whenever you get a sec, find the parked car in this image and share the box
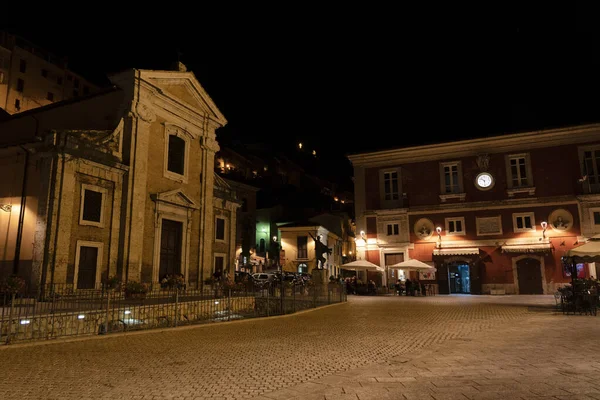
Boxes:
[251,273,276,288]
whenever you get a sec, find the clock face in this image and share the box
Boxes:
[476,172,494,190]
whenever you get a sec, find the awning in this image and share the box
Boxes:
[340,260,385,272]
[433,247,479,256]
[566,236,600,262]
[501,243,553,254]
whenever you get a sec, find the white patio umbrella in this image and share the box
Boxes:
[566,234,600,263]
[390,259,436,271]
[340,259,385,272]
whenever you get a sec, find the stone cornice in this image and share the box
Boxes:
[348,124,600,167]
[406,195,578,215]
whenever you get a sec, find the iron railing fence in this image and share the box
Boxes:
[0,281,346,345]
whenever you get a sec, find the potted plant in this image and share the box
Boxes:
[161,273,186,290]
[102,275,121,290]
[124,281,149,299]
[0,275,26,295]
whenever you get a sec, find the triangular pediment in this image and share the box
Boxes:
[140,70,227,127]
[151,189,199,209]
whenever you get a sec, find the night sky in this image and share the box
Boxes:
[3,6,600,188]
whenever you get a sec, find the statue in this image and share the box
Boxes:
[418,225,431,238]
[309,232,332,269]
[554,216,568,230]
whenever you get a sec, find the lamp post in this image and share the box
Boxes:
[541,221,548,239]
[272,235,280,272]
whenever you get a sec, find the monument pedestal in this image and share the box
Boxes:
[311,268,329,296]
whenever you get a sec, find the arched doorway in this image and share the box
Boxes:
[515,257,544,294]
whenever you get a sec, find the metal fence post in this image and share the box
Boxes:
[5,293,15,344]
[105,289,111,334]
[280,282,284,315]
[174,288,179,327]
[228,289,231,321]
[266,285,270,317]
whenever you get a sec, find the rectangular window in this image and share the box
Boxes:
[47,92,54,101]
[215,218,225,241]
[513,212,536,232]
[57,76,63,85]
[80,186,104,226]
[383,171,399,201]
[41,69,48,78]
[582,147,600,193]
[16,78,24,92]
[594,211,600,225]
[297,236,308,259]
[508,155,529,187]
[445,217,465,235]
[440,162,462,193]
[14,99,20,110]
[386,223,399,236]
[167,135,186,175]
[19,59,26,73]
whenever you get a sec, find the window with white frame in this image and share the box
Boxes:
[383,170,399,201]
[507,154,532,188]
[513,212,535,232]
[163,125,190,183]
[445,217,465,235]
[580,146,600,193]
[215,217,226,241]
[79,184,106,227]
[440,161,462,194]
[386,223,400,236]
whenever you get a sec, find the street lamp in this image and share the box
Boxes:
[541,221,548,239]
[272,235,281,272]
[436,227,442,241]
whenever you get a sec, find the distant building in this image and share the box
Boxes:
[350,124,600,295]
[277,213,356,277]
[0,31,100,114]
[0,66,235,290]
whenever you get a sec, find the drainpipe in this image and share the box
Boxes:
[13,145,30,275]
[13,114,39,275]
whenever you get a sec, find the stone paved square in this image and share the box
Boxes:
[1,295,598,400]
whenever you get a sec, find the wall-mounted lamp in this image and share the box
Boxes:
[436,227,442,241]
[541,221,548,239]
[272,236,278,242]
[0,204,12,212]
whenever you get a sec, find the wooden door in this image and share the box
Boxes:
[77,246,98,289]
[159,219,183,280]
[469,262,482,294]
[516,258,543,294]
[436,262,449,294]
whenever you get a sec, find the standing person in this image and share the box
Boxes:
[405,278,412,296]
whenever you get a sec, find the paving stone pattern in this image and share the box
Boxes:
[1,295,597,400]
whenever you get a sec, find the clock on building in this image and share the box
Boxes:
[475,172,494,190]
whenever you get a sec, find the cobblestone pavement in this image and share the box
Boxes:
[2,295,595,400]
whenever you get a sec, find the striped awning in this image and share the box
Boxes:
[433,247,479,256]
[501,243,553,253]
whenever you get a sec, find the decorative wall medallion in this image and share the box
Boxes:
[414,218,434,240]
[548,208,573,231]
[476,153,490,171]
[136,103,156,123]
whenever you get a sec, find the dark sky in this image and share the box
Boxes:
[3,5,600,187]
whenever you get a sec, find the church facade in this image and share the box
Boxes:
[0,66,239,290]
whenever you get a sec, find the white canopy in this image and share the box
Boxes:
[390,259,436,271]
[340,259,385,272]
[566,235,600,262]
